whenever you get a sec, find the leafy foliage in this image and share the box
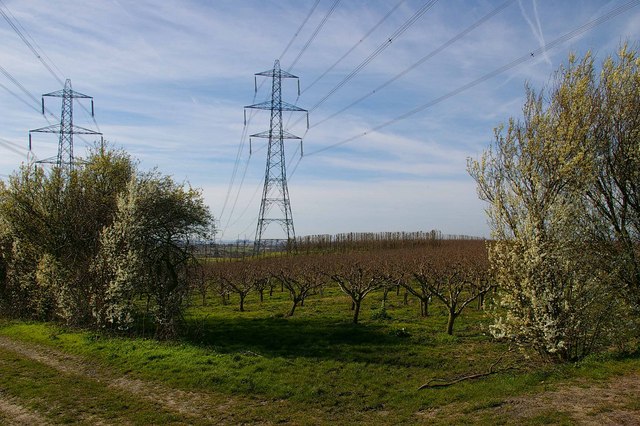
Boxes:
[0,145,212,338]
[468,44,640,361]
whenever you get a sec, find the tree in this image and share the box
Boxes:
[412,245,491,335]
[0,145,134,323]
[468,48,636,361]
[272,256,325,317]
[95,172,212,339]
[252,259,272,303]
[216,260,257,312]
[330,253,385,324]
[585,44,640,310]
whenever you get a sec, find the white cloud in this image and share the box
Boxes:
[1,0,638,239]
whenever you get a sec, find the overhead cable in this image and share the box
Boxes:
[295,0,439,123]
[279,0,322,62]
[311,0,516,129]
[302,0,407,94]
[287,0,342,73]
[304,0,640,156]
[0,1,65,85]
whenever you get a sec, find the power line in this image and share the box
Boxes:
[218,103,268,232]
[279,0,321,62]
[304,0,640,157]
[0,64,40,106]
[0,1,102,135]
[0,136,26,150]
[287,0,342,73]
[225,177,263,231]
[218,79,277,236]
[0,137,27,157]
[311,0,515,129]
[0,71,97,163]
[0,63,62,130]
[222,153,252,235]
[220,139,272,238]
[239,214,258,239]
[302,0,407,95]
[218,123,249,226]
[0,1,65,85]
[288,153,303,179]
[298,0,439,120]
[0,81,40,113]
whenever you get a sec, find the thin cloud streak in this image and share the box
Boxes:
[0,1,639,238]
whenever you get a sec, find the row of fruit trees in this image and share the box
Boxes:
[195,239,491,335]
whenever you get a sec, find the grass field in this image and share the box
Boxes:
[0,284,638,424]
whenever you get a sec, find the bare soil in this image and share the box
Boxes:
[0,393,50,426]
[0,335,638,424]
[488,374,640,425]
[0,335,297,424]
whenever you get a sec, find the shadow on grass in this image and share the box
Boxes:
[181,315,414,364]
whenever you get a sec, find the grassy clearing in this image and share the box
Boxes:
[0,347,185,425]
[0,285,638,424]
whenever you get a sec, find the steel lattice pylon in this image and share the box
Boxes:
[29,79,101,174]
[245,60,308,254]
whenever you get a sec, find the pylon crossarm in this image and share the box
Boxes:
[70,125,102,135]
[245,100,307,112]
[27,79,100,173]
[280,101,307,112]
[33,124,101,135]
[34,155,57,164]
[250,130,301,139]
[30,125,60,134]
[43,90,92,99]
[255,69,298,79]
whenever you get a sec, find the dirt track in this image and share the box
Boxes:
[488,373,640,425]
[0,335,638,424]
[0,335,279,423]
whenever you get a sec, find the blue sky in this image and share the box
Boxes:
[1,0,639,240]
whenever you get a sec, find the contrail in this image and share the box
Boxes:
[518,0,552,66]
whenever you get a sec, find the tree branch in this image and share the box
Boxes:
[417,351,516,390]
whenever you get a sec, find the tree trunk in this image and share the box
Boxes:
[239,294,245,312]
[353,300,362,324]
[447,310,457,335]
[259,289,264,303]
[288,301,298,317]
[383,287,390,307]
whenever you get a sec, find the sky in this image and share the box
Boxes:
[0,0,639,241]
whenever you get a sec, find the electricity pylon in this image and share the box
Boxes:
[29,78,102,173]
[245,60,308,254]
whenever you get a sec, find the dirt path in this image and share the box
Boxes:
[490,373,640,425]
[0,335,292,424]
[0,335,637,424]
[0,393,51,426]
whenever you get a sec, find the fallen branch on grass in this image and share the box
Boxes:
[418,351,517,390]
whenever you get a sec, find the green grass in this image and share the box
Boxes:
[0,348,185,425]
[0,285,638,424]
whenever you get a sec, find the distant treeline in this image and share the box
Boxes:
[194,230,485,258]
[295,230,484,253]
